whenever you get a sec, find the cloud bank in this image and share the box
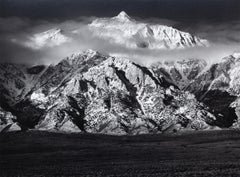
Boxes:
[0,16,240,66]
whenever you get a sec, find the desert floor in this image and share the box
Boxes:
[1,130,240,177]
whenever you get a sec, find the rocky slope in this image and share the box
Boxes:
[0,50,217,134]
[149,53,240,129]
[0,106,20,132]
[180,53,240,128]
[0,63,47,105]
[89,11,209,50]
[187,53,240,95]
[151,58,207,89]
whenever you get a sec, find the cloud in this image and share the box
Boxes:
[0,17,97,64]
[0,16,240,66]
[181,21,240,45]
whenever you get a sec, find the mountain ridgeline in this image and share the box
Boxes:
[1,49,240,134]
[151,53,240,129]
[89,11,209,50]
[0,49,218,134]
[24,11,210,50]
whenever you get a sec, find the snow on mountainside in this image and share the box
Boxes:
[150,53,240,129]
[185,53,240,128]
[89,11,209,50]
[187,53,240,96]
[30,54,216,134]
[151,59,208,89]
[0,63,46,105]
[24,28,71,50]
[2,51,240,133]
[0,50,217,134]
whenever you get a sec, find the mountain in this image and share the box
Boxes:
[89,11,209,50]
[24,28,71,49]
[185,53,240,128]
[0,50,217,134]
[151,58,208,89]
[149,53,240,129]
[187,53,240,96]
[2,50,240,134]
[0,63,46,105]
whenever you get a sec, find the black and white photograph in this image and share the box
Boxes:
[0,0,240,176]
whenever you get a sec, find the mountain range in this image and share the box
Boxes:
[152,52,240,128]
[1,12,239,134]
[89,11,209,50]
[1,48,240,134]
[22,11,209,50]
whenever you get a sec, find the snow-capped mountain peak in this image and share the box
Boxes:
[89,11,210,50]
[82,49,100,58]
[64,49,105,65]
[24,28,71,50]
[113,11,132,22]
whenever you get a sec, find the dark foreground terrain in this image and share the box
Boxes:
[1,130,240,177]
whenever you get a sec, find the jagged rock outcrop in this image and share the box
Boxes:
[151,58,207,89]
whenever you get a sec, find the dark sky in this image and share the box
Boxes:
[0,0,240,23]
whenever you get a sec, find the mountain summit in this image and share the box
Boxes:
[113,11,132,22]
[24,28,71,50]
[89,11,209,50]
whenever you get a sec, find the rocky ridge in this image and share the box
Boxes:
[151,58,208,89]
[0,50,217,134]
[184,53,240,127]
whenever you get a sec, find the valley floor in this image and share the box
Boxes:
[1,130,240,177]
